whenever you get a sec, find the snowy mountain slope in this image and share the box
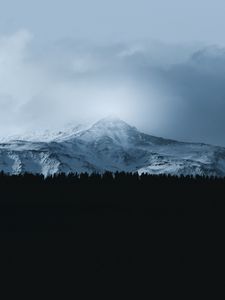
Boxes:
[0,123,87,143]
[0,116,225,177]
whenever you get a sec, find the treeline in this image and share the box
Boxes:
[0,170,224,184]
[0,171,224,208]
[0,171,224,298]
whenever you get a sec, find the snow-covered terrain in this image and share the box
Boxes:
[0,116,225,177]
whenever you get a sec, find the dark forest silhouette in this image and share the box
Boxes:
[0,171,224,209]
[0,172,224,298]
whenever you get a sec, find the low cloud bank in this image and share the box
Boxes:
[0,30,224,146]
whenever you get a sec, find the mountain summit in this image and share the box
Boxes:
[91,116,137,132]
[75,117,140,146]
[0,117,225,177]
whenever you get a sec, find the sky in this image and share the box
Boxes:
[0,0,225,146]
[1,0,225,44]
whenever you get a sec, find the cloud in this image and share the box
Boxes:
[0,30,225,146]
[153,46,225,145]
[0,30,49,134]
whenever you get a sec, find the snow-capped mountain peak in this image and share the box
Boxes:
[76,116,139,146]
[91,116,136,131]
[0,117,225,177]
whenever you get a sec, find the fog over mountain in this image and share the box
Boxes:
[0,30,225,146]
[1,0,225,146]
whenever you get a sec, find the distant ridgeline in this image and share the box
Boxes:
[1,117,225,177]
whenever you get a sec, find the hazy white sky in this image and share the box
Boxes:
[0,1,225,146]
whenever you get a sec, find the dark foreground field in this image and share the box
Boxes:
[0,172,224,298]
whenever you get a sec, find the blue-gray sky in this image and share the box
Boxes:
[1,0,225,44]
[0,0,225,146]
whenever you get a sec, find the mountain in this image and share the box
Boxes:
[0,116,225,177]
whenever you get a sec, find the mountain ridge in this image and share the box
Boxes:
[0,117,225,177]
